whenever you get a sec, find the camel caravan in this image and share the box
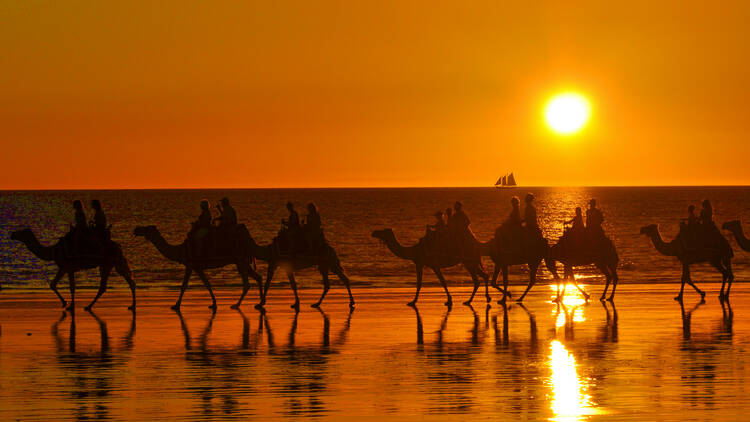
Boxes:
[9,194,749,311]
[373,194,617,307]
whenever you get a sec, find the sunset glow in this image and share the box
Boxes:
[544,93,591,135]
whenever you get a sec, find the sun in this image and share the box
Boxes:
[544,92,591,135]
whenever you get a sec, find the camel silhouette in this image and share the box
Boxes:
[548,234,618,301]
[247,233,355,311]
[722,220,750,252]
[10,228,135,310]
[371,228,489,307]
[133,225,263,310]
[640,224,733,301]
[478,232,573,304]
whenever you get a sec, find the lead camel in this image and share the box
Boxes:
[11,228,136,310]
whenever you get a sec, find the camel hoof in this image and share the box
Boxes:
[485,295,492,303]
[674,296,683,302]
[127,305,135,311]
[84,306,92,311]
[462,300,472,306]
[407,302,416,308]
[444,301,453,307]
[583,293,591,300]
[607,296,615,302]
[599,295,606,301]
[311,303,321,308]
[515,298,524,303]
[171,304,181,310]
[230,304,240,310]
[61,302,67,309]
[254,303,264,310]
[291,303,300,310]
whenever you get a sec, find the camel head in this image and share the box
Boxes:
[133,225,159,240]
[10,228,33,242]
[722,220,742,233]
[639,224,658,237]
[371,228,395,243]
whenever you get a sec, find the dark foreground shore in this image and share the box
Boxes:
[1,284,749,420]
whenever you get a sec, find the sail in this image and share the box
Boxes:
[507,173,517,186]
[495,177,503,185]
[501,175,507,185]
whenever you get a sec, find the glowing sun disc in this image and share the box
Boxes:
[544,93,591,135]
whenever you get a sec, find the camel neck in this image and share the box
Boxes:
[729,226,750,252]
[648,231,676,257]
[384,235,417,261]
[147,231,186,263]
[20,233,56,261]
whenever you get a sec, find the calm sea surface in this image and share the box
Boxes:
[3,188,750,420]
[2,187,750,290]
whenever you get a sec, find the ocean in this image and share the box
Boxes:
[2,187,750,291]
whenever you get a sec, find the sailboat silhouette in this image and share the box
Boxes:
[495,173,517,188]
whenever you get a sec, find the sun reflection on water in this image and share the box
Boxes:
[548,340,595,421]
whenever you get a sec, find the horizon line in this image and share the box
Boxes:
[2,184,750,192]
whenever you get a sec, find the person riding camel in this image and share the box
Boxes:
[686,205,698,227]
[214,197,237,229]
[282,202,301,255]
[69,200,88,256]
[699,199,721,248]
[680,204,699,248]
[188,200,213,256]
[425,210,446,254]
[499,196,523,252]
[523,193,541,238]
[452,202,471,256]
[303,202,323,254]
[565,207,586,249]
[585,199,604,247]
[88,199,108,254]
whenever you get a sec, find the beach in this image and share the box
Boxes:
[1,284,748,420]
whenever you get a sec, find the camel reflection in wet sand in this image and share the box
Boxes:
[173,306,353,418]
[51,309,135,421]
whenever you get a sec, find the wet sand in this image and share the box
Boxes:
[1,284,749,420]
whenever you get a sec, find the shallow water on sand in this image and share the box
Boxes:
[1,284,750,421]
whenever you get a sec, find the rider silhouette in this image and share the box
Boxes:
[189,200,213,256]
[215,198,237,229]
[523,193,541,236]
[282,202,300,254]
[303,202,322,253]
[585,199,604,238]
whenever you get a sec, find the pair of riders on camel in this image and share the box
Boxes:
[562,198,605,247]
[497,193,545,255]
[680,199,722,250]
[67,199,109,257]
[187,197,239,257]
[425,201,472,256]
[280,202,324,256]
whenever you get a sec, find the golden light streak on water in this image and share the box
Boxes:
[548,340,598,421]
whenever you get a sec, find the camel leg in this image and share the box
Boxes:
[287,271,300,310]
[312,267,330,308]
[49,268,67,308]
[682,265,705,300]
[724,259,734,299]
[516,264,539,303]
[597,263,610,301]
[464,269,481,306]
[85,265,112,311]
[489,264,503,292]
[332,264,355,309]
[261,264,276,306]
[195,269,217,309]
[464,268,481,306]
[497,265,510,304]
[66,272,76,311]
[606,267,619,301]
[249,266,265,308]
[408,265,423,306]
[172,268,192,310]
[115,260,136,310]
[432,268,452,307]
[231,264,251,309]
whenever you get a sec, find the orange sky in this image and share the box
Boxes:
[2,1,750,189]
